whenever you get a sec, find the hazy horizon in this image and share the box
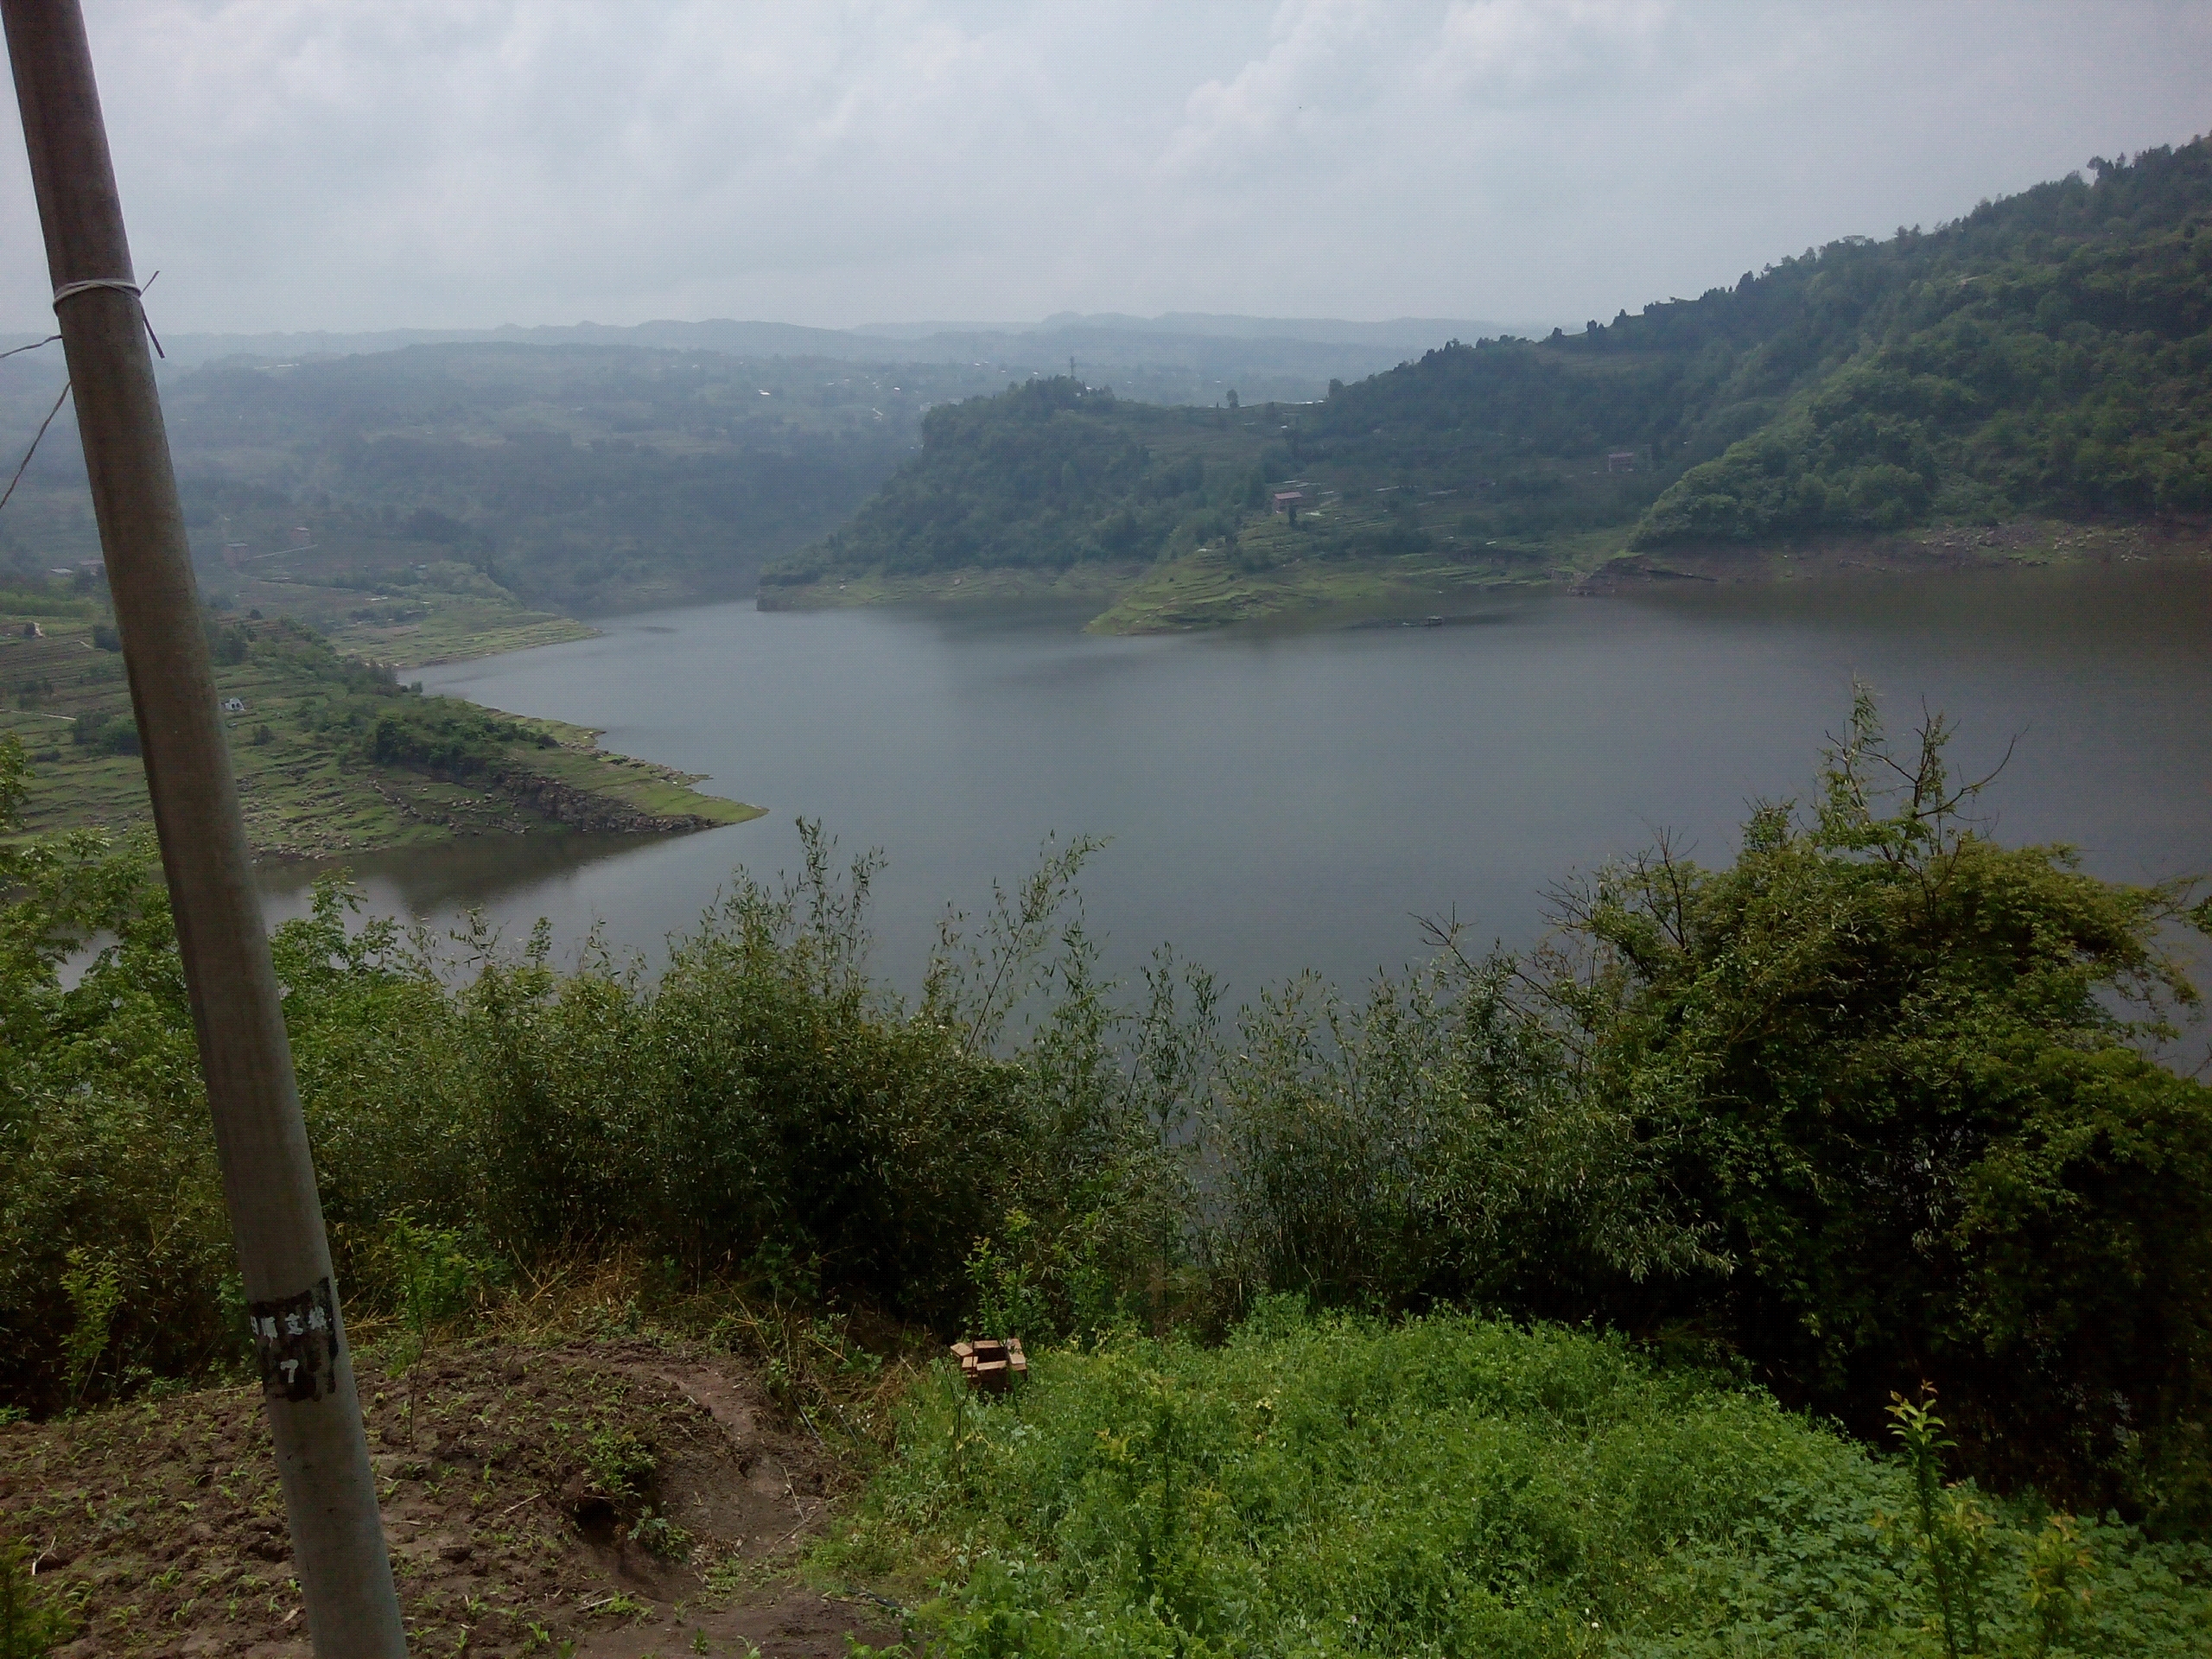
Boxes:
[2,3,2209,341]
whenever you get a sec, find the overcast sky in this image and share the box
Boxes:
[2,0,2207,337]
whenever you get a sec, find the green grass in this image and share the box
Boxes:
[327,597,595,666]
[1082,506,1624,634]
[1084,548,1550,635]
[826,1311,2212,1657]
[518,740,761,827]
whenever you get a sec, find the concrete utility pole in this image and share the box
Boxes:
[1,3,407,1652]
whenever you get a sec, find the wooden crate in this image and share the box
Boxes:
[950,1336,1028,1393]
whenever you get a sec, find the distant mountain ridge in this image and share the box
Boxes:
[771,137,2212,614]
[1033,312,1521,348]
[0,311,1516,402]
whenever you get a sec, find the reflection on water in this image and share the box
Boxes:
[261,828,652,915]
[260,562,2212,1001]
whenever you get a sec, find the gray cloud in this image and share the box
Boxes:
[2,0,2206,336]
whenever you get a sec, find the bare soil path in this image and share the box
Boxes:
[0,1340,903,1657]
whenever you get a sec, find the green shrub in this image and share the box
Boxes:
[0,736,226,1414]
[583,1426,656,1503]
[0,803,1167,1409]
[68,712,137,754]
[1197,956,1715,1320]
[1517,692,2212,1519]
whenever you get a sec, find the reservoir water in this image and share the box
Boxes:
[264,563,2212,1005]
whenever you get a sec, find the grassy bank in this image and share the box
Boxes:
[0,594,757,857]
[830,1313,2212,1656]
[1077,509,1604,634]
[756,558,1147,613]
[1575,518,2212,594]
[766,513,2212,636]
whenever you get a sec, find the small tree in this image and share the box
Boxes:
[1535,692,2212,1514]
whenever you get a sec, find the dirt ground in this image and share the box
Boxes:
[0,1339,905,1657]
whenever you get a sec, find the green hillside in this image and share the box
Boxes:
[0,582,757,858]
[766,138,2212,626]
[761,377,1276,588]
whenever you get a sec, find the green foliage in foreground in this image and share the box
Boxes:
[1534,695,2212,1512]
[831,1312,2212,1657]
[2,697,2209,1529]
[0,781,1151,1415]
[0,1537,68,1659]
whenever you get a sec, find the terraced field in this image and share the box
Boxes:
[0,594,757,859]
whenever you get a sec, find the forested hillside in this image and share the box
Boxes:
[763,378,1275,587]
[774,138,2212,606]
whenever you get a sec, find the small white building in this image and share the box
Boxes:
[221,697,245,714]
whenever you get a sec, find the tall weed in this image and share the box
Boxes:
[0,1540,65,1659]
[830,1312,2212,1657]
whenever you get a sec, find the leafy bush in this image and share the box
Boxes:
[1196,957,1714,1319]
[583,1425,656,1503]
[363,698,556,776]
[0,793,1168,1408]
[68,712,137,755]
[1511,693,2212,1520]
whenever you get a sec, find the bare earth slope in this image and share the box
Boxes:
[0,1342,899,1658]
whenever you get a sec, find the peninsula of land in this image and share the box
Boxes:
[0,586,757,861]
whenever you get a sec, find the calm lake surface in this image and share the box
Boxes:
[264,563,2212,1004]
